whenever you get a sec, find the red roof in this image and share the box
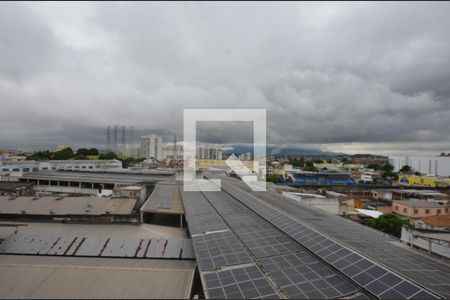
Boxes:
[418,215,450,228]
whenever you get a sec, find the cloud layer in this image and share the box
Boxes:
[1,2,449,154]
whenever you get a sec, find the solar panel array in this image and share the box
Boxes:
[193,231,252,271]
[181,191,228,235]
[201,190,360,299]
[253,188,450,299]
[203,191,304,258]
[180,190,281,298]
[204,265,279,299]
[145,183,176,209]
[260,252,356,299]
[220,180,440,299]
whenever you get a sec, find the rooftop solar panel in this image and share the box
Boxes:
[204,266,280,299]
[218,179,441,299]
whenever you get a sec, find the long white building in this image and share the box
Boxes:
[390,156,450,177]
[140,134,162,161]
[0,159,122,177]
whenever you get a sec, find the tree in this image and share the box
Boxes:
[399,165,412,173]
[380,163,395,178]
[76,148,99,156]
[368,213,409,238]
[303,161,318,172]
[26,150,52,161]
[51,147,74,160]
[99,152,119,160]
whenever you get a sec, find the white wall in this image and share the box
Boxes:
[390,156,450,176]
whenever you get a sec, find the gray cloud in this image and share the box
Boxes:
[0,2,449,155]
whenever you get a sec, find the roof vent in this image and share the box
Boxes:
[56,196,64,201]
[8,196,16,200]
[49,209,56,214]
[21,210,27,214]
[87,203,93,208]
[32,196,40,200]
[104,210,111,214]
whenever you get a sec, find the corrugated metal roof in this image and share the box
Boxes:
[0,222,187,240]
[0,234,195,259]
[141,183,184,215]
[0,255,196,299]
[0,196,136,215]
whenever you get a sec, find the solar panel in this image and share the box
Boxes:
[202,191,304,258]
[260,252,358,299]
[204,266,279,299]
[193,231,252,271]
[219,180,440,299]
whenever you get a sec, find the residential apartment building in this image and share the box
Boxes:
[140,134,162,161]
[393,200,449,219]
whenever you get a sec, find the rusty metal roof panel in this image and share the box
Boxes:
[0,234,195,259]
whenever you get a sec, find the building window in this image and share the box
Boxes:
[403,207,408,213]
[437,209,441,215]
[425,209,430,214]
[414,208,418,214]
[395,205,399,211]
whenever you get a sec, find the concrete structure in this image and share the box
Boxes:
[0,255,196,299]
[0,182,34,197]
[390,155,450,177]
[122,144,141,158]
[401,227,450,259]
[141,134,162,161]
[0,195,137,223]
[282,191,354,215]
[162,143,184,160]
[196,144,223,160]
[393,200,449,218]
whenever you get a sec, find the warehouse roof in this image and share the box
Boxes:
[0,221,187,240]
[0,196,136,215]
[21,170,175,184]
[0,255,196,299]
[141,182,184,215]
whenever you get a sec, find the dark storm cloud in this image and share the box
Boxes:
[0,2,449,154]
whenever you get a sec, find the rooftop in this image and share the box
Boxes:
[393,200,449,208]
[418,215,450,228]
[0,255,196,299]
[0,196,136,216]
[141,182,184,215]
[21,170,175,184]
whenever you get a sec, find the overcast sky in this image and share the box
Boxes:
[1,2,450,155]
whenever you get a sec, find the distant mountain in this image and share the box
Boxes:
[222,145,345,156]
